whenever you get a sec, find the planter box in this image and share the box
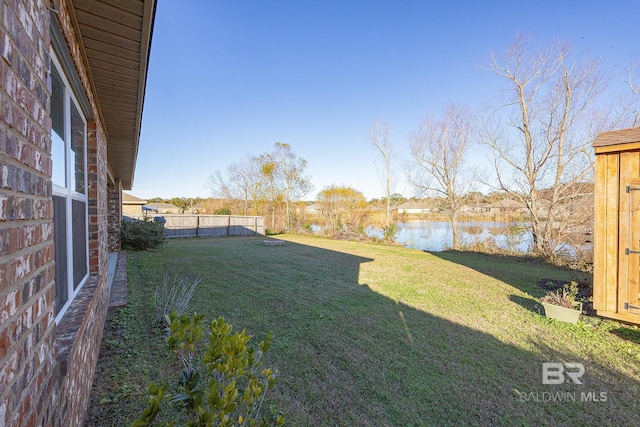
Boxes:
[542,302,583,324]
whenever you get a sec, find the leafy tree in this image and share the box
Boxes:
[316,186,367,236]
[209,143,312,231]
[272,143,314,230]
[167,197,202,213]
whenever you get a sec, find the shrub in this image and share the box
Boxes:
[132,312,284,427]
[121,217,167,251]
[382,223,397,242]
[214,207,232,215]
[541,281,580,309]
[154,274,201,325]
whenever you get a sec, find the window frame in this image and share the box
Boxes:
[51,50,90,323]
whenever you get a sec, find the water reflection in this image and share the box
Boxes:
[367,221,533,252]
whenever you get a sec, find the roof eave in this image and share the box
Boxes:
[70,0,157,190]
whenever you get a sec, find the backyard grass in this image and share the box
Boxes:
[85,235,640,426]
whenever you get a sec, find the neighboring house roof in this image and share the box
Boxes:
[460,202,490,211]
[122,192,147,205]
[70,0,157,189]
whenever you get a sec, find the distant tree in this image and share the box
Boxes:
[208,154,266,216]
[407,103,477,250]
[214,207,231,215]
[481,34,610,258]
[316,186,367,236]
[207,143,312,231]
[167,197,202,213]
[256,152,280,230]
[464,191,488,205]
[368,118,401,230]
[271,143,314,230]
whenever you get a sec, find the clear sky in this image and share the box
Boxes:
[132,0,640,201]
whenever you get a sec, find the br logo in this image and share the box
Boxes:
[542,362,585,385]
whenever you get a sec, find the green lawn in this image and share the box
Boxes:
[85,235,640,426]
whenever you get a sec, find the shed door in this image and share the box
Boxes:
[625,179,640,315]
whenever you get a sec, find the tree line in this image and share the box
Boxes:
[207,142,313,231]
[207,34,640,261]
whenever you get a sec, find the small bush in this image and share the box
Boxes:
[121,217,167,251]
[382,223,397,242]
[154,274,201,325]
[132,312,284,427]
[541,281,580,309]
[214,207,232,215]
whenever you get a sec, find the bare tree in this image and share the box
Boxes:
[368,118,401,236]
[207,155,266,216]
[481,34,608,259]
[625,61,640,126]
[408,103,476,250]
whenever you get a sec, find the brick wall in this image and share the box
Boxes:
[0,0,58,425]
[0,0,113,425]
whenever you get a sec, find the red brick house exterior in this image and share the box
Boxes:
[0,1,156,425]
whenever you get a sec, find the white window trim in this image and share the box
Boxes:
[51,50,89,323]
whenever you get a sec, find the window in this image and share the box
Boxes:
[51,52,89,322]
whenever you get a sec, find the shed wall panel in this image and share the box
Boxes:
[604,153,619,313]
[620,153,640,314]
[593,154,607,311]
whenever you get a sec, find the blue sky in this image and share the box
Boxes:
[132,1,640,201]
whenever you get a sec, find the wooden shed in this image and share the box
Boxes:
[593,127,640,324]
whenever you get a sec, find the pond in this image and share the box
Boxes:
[367,221,533,252]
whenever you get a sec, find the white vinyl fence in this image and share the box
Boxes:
[125,214,265,238]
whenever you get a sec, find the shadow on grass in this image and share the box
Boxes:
[509,294,543,314]
[430,250,576,297]
[611,326,640,345]
[86,237,640,427]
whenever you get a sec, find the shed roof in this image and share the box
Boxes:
[68,0,157,189]
[593,127,640,148]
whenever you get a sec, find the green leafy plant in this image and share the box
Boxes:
[541,281,580,309]
[122,216,167,251]
[154,274,201,325]
[132,312,284,427]
[382,223,397,242]
[214,208,232,215]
